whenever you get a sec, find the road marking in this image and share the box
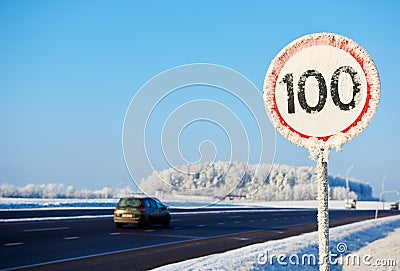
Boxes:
[109,232,121,236]
[23,227,69,232]
[64,236,79,240]
[121,231,202,239]
[145,229,155,232]
[2,215,113,223]
[273,218,278,221]
[249,220,254,223]
[262,219,267,222]
[231,237,250,241]
[234,221,240,224]
[228,215,242,218]
[171,219,181,222]
[197,224,205,227]
[172,208,308,216]
[173,226,184,230]
[4,242,23,246]
[217,222,224,225]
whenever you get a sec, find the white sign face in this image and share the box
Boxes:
[263,33,380,150]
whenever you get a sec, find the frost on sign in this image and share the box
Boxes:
[263,33,380,151]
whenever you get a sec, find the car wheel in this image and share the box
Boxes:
[146,216,152,228]
[163,220,170,228]
[139,216,152,228]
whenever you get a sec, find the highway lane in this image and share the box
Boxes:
[0,207,281,219]
[0,209,398,270]
[0,209,113,220]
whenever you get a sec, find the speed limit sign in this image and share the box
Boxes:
[264,33,380,271]
[263,33,380,150]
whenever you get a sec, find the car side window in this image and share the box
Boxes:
[149,199,157,208]
[156,201,163,209]
[143,199,151,208]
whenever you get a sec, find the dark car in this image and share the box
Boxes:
[114,196,170,228]
[390,202,399,210]
[345,199,357,209]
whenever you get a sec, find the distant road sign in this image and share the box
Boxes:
[263,33,380,150]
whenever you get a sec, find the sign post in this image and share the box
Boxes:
[316,149,329,269]
[263,33,380,271]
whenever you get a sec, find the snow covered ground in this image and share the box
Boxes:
[0,197,391,210]
[0,197,119,210]
[342,226,400,271]
[153,215,400,271]
[227,200,384,210]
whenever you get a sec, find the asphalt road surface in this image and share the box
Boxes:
[0,208,398,271]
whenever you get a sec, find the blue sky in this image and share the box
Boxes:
[1,1,399,200]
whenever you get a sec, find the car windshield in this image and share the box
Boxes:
[118,198,142,207]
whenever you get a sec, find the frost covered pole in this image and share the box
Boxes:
[316,148,330,271]
[263,32,380,271]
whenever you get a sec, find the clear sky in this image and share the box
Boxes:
[1,0,399,200]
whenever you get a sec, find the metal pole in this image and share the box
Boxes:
[381,175,388,210]
[375,191,384,220]
[376,190,398,219]
[345,165,354,207]
[317,149,330,271]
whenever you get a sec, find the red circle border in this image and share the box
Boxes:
[264,33,380,150]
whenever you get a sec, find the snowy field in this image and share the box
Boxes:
[0,197,119,210]
[0,197,393,211]
[238,200,388,210]
[153,215,400,271]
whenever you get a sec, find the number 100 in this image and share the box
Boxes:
[281,66,362,114]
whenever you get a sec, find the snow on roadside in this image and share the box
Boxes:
[0,197,387,210]
[232,200,385,210]
[153,215,400,271]
[342,227,400,271]
[0,197,118,210]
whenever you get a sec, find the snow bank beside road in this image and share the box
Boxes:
[0,197,388,210]
[153,215,400,271]
[236,200,384,210]
[0,197,118,210]
[342,227,400,271]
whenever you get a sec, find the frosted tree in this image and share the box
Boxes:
[66,186,76,198]
[138,161,374,201]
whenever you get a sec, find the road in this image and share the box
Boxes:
[0,208,397,271]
